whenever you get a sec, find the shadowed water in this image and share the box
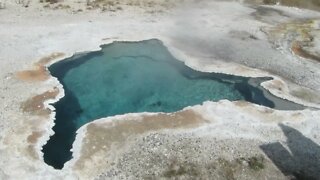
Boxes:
[42,39,303,169]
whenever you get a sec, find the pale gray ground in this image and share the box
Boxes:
[169,1,320,92]
[98,133,281,180]
[95,127,320,180]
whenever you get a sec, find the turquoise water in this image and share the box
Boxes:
[42,39,300,169]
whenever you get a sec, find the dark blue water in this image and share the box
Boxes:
[42,39,302,169]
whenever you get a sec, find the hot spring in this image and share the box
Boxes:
[42,39,303,169]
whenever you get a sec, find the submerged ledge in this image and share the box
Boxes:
[39,39,307,169]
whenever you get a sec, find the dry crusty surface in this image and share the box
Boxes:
[21,87,59,117]
[75,110,205,166]
[15,53,65,82]
[69,101,320,179]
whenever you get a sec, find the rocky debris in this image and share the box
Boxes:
[96,132,285,179]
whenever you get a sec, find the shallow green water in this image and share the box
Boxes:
[42,39,301,169]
